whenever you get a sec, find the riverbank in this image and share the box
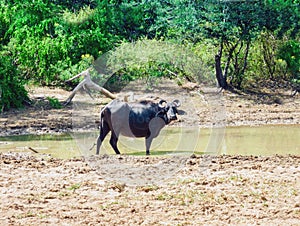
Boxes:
[0,80,299,136]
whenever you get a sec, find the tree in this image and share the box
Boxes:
[201,1,266,89]
[149,0,300,90]
[204,0,300,89]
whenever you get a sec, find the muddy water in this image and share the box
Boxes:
[0,125,299,158]
[225,125,300,156]
[0,134,81,159]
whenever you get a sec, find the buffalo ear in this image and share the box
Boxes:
[158,99,167,108]
[172,99,181,107]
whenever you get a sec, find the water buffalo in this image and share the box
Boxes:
[96,98,181,155]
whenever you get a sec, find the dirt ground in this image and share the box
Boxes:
[0,80,300,225]
[0,153,299,225]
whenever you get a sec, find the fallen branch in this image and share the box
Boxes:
[28,147,39,153]
[64,68,116,106]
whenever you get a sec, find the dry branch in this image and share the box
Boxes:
[64,68,116,106]
[28,147,39,153]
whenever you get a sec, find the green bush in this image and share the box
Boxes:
[277,40,300,89]
[0,54,29,111]
[47,97,62,109]
[3,0,118,87]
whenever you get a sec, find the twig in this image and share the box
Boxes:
[166,69,178,77]
[28,147,39,153]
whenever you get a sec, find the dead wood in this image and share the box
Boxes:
[64,68,116,106]
[28,147,39,153]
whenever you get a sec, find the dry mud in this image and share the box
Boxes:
[0,153,299,225]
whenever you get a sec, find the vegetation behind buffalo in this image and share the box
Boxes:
[0,0,299,111]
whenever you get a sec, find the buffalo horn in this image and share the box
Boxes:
[172,99,181,107]
[158,99,167,108]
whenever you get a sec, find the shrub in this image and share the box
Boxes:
[277,40,300,90]
[47,97,62,109]
[0,54,29,111]
[102,38,214,90]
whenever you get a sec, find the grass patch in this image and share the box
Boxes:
[67,183,81,192]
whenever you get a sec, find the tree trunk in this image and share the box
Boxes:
[231,39,250,89]
[215,54,228,89]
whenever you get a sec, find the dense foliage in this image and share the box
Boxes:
[0,54,29,110]
[0,0,299,110]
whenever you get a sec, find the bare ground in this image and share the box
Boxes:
[0,80,300,225]
[0,153,299,225]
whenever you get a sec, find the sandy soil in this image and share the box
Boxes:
[0,153,299,225]
[0,80,300,225]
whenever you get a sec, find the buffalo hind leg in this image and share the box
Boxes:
[96,121,110,155]
[110,131,121,154]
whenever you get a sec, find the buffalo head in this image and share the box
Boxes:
[157,99,181,124]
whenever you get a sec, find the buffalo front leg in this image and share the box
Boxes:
[145,137,154,155]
